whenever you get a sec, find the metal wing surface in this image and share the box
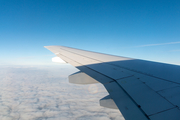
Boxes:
[45,46,180,120]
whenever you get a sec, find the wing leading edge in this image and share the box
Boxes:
[45,46,180,120]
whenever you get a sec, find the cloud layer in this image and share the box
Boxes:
[0,65,124,120]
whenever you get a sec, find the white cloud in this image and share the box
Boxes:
[135,41,180,47]
[170,49,180,52]
[0,65,124,120]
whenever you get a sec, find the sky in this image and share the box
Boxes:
[0,0,180,65]
[1,1,180,119]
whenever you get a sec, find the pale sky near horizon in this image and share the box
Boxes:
[1,0,180,65]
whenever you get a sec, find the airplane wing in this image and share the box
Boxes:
[44,46,180,120]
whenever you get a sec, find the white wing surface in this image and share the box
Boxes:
[45,46,180,120]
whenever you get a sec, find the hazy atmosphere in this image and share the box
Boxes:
[0,65,123,120]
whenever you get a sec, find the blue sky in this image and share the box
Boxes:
[1,0,180,65]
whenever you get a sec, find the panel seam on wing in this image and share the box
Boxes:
[148,107,178,116]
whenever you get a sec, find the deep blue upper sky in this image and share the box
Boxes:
[1,0,180,65]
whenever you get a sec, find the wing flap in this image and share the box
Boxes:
[149,108,180,120]
[117,76,175,115]
[104,81,149,120]
[136,75,179,91]
[158,87,180,107]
